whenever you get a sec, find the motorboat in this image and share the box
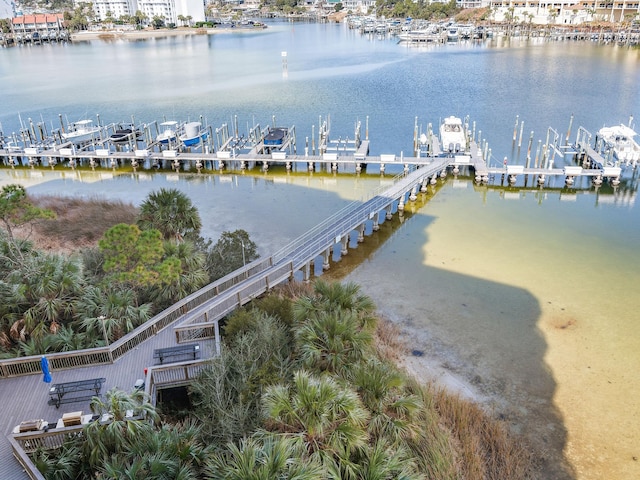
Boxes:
[61,119,102,144]
[156,121,178,144]
[597,124,640,164]
[179,122,208,147]
[440,116,466,154]
[446,25,459,42]
[109,124,141,144]
[264,127,287,147]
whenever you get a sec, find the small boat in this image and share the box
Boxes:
[264,127,288,147]
[157,121,178,144]
[61,119,102,144]
[109,124,141,144]
[446,26,459,42]
[179,122,208,147]
[597,124,640,164]
[440,116,466,154]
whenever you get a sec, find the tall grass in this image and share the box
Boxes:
[30,195,138,247]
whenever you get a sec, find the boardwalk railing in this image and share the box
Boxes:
[0,162,447,379]
[0,256,272,379]
[173,161,450,341]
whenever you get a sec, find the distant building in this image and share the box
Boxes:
[93,0,135,21]
[11,13,65,38]
[489,0,640,24]
[73,0,205,25]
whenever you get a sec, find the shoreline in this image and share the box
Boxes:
[70,26,262,42]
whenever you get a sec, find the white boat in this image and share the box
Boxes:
[446,25,459,42]
[179,122,208,147]
[61,119,101,144]
[440,116,466,154]
[157,121,178,144]
[597,124,640,164]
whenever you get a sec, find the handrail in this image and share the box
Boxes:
[0,165,433,379]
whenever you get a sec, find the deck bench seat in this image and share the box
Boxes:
[153,343,200,365]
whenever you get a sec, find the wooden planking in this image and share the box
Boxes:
[0,322,215,479]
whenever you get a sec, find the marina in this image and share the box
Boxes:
[0,112,635,190]
[0,20,639,480]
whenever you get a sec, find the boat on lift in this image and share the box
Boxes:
[597,123,640,164]
[179,122,208,147]
[109,123,142,144]
[157,121,178,144]
[439,116,466,154]
[61,119,102,144]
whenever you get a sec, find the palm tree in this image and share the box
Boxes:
[345,439,421,480]
[10,254,84,339]
[100,421,210,479]
[295,310,372,374]
[85,388,159,469]
[349,359,421,444]
[294,279,377,330]
[205,435,324,480]
[263,370,369,468]
[137,188,202,243]
[77,285,151,344]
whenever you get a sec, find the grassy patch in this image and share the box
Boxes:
[27,195,138,252]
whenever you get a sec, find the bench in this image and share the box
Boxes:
[153,343,200,365]
[47,377,106,409]
[13,419,48,434]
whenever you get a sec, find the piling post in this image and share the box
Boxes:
[365,116,369,140]
[534,140,541,168]
[527,131,534,160]
[513,115,519,143]
[414,116,418,155]
[518,120,524,148]
[565,114,574,145]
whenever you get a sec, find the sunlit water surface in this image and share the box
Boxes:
[1,21,639,479]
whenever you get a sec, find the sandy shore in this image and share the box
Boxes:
[70,26,260,42]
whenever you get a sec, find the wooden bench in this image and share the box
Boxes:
[14,419,48,433]
[61,411,83,426]
[153,343,200,365]
[47,377,106,409]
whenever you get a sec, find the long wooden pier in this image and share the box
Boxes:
[0,156,451,480]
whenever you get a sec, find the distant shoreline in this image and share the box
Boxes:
[70,26,262,42]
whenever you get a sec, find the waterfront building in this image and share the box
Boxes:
[489,0,640,24]
[93,0,135,21]
[74,0,205,25]
[10,13,65,39]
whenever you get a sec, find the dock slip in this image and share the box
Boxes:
[0,113,632,189]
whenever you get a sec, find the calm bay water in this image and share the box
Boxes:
[1,21,640,479]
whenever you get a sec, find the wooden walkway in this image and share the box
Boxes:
[0,321,216,479]
[0,158,454,479]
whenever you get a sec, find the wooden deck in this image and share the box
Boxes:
[0,321,216,479]
[1,155,462,479]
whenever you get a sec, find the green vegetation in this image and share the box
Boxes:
[375,0,461,21]
[29,280,532,479]
[0,186,258,357]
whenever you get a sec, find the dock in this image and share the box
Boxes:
[0,113,634,189]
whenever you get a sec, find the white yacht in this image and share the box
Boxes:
[61,119,102,144]
[597,123,640,164]
[440,116,466,154]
